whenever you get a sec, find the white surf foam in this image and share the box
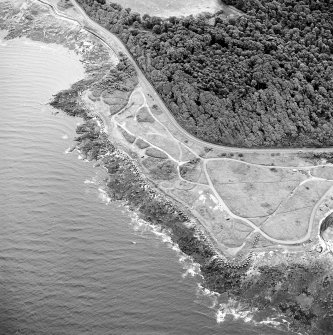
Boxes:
[98,187,111,204]
[84,179,95,184]
[61,134,68,140]
[195,283,219,309]
[259,317,284,327]
[181,257,201,279]
[215,298,294,334]
[128,211,203,281]
[216,299,256,324]
[259,313,295,332]
[64,147,71,154]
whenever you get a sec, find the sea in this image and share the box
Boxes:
[0,34,295,334]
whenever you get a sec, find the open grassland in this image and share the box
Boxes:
[311,166,333,180]
[12,0,333,259]
[206,160,307,218]
[5,1,333,332]
[100,85,333,253]
[262,181,333,240]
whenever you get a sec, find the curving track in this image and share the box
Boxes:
[44,0,333,154]
[36,0,333,247]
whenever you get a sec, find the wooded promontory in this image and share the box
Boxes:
[78,0,333,147]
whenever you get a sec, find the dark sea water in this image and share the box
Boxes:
[0,36,294,335]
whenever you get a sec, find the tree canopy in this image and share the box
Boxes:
[78,0,333,147]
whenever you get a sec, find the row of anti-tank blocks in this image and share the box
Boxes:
[194,228,261,270]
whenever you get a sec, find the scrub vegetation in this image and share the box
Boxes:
[3,0,333,333]
[77,0,332,147]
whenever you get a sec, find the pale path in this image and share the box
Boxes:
[35,0,333,249]
[109,89,333,246]
[135,92,333,245]
[66,0,333,154]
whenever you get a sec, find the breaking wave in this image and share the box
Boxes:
[216,299,256,324]
[70,135,296,335]
[84,178,95,184]
[128,211,203,280]
[97,187,111,204]
[215,298,295,333]
[195,283,219,309]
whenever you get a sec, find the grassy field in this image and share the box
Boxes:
[207,160,307,218]
[262,181,333,240]
[106,85,333,254]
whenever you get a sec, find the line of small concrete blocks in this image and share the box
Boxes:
[194,227,255,270]
[108,146,253,269]
[213,253,253,270]
[103,146,258,269]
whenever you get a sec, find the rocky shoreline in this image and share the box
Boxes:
[50,38,333,332]
[1,0,333,333]
[51,90,333,334]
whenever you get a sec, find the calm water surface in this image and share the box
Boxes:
[0,36,292,335]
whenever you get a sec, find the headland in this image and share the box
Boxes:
[1,0,333,333]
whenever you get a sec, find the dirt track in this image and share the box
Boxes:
[44,0,333,154]
[36,0,333,252]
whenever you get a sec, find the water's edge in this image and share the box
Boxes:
[1,1,333,334]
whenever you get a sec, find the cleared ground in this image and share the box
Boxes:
[99,85,333,256]
[37,0,333,259]
[206,160,307,218]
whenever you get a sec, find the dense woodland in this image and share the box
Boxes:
[77,0,333,147]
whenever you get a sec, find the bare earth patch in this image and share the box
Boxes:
[6,1,333,332]
[108,85,333,255]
